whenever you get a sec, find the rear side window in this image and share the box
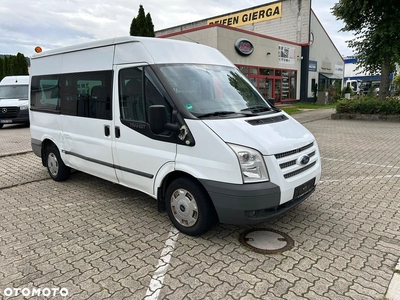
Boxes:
[60,71,112,120]
[31,71,113,119]
[31,76,60,112]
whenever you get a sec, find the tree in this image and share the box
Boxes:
[130,5,155,37]
[332,0,400,99]
[15,53,29,76]
[145,13,155,37]
[0,53,29,81]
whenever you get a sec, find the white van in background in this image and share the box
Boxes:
[29,36,321,236]
[345,79,363,95]
[0,75,30,128]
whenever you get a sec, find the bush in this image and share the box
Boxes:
[336,95,400,115]
[341,85,354,98]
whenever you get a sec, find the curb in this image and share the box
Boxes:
[331,113,400,122]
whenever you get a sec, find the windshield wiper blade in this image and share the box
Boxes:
[197,111,237,118]
[241,105,272,113]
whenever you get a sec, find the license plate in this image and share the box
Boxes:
[293,177,316,199]
[0,120,12,124]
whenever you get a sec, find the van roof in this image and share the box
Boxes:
[0,75,29,85]
[32,36,137,58]
[31,36,233,67]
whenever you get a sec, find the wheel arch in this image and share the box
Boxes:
[40,138,57,167]
[157,170,218,220]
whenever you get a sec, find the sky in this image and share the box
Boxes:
[0,0,354,58]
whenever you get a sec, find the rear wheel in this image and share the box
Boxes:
[165,177,217,236]
[46,144,71,181]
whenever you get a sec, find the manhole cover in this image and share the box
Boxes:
[239,228,294,254]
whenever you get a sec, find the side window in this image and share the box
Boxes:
[119,67,171,123]
[145,76,172,122]
[31,76,60,112]
[60,71,112,120]
[119,67,145,121]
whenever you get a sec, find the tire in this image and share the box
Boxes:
[46,144,71,181]
[165,177,217,236]
[0,124,3,129]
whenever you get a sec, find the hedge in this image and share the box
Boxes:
[336,96,400,115]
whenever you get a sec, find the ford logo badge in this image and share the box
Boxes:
[299,155,310,165]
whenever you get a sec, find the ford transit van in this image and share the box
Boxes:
[0,75,29,128]
[30,36,321,236]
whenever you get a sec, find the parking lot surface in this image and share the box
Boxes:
[0,111,399,299]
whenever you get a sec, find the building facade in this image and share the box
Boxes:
[156,0,343,103]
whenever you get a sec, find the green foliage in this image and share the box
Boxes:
[393,74,400,95]
[326,81,343,103]
[332,1,400,99]
[130,5,155,37]
[145,13,155,37]
[336,95,400,115]
[0,53,29,81]
[341,85,353,97]
[394,74,400,86]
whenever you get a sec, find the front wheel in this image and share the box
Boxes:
[46,144,71,181]
[165,177,217,236]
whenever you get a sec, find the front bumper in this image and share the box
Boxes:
[199,179,316,225]
[0,109,29,125]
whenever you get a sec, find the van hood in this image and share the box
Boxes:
[201,113,315,156]
[0,99,28,107]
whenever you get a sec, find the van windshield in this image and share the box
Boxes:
[0,85,29,100]
[158,64,272,117]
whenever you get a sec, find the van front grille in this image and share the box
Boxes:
[275,142,314,159]
[279,150,316,169]
[284,161,316,179]
[0,106,20,118]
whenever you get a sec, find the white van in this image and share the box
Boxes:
[29,36,321,236]
[0,75,29,128]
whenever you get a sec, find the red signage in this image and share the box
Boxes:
[235,38,254,56]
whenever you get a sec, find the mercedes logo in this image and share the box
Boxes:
[1,108,7,114]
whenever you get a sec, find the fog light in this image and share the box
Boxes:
[246,210,257,218]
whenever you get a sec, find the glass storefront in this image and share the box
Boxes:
[237,65,297,103]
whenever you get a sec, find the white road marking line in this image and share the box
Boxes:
[144,226,180,300]
[385,257,400,300]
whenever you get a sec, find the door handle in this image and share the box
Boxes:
[104,125,110,137]
[115,126,120,138]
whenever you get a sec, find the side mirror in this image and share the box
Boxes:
[149,105,180,134]
[149,105,167,134]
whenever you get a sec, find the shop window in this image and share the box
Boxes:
[275,70,281,76]
[249,67,258,75]
[260,68,273,76]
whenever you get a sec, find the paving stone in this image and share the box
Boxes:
[1,112,399,299]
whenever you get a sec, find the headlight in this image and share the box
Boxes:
[228,143,269,183]
[20,105,28,110]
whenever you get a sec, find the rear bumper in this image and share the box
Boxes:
[199,178,316,225]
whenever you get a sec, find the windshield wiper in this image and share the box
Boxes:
[241,105,272,113]
[197,111,237,118]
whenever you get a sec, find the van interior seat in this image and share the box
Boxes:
[91,85,110,119]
